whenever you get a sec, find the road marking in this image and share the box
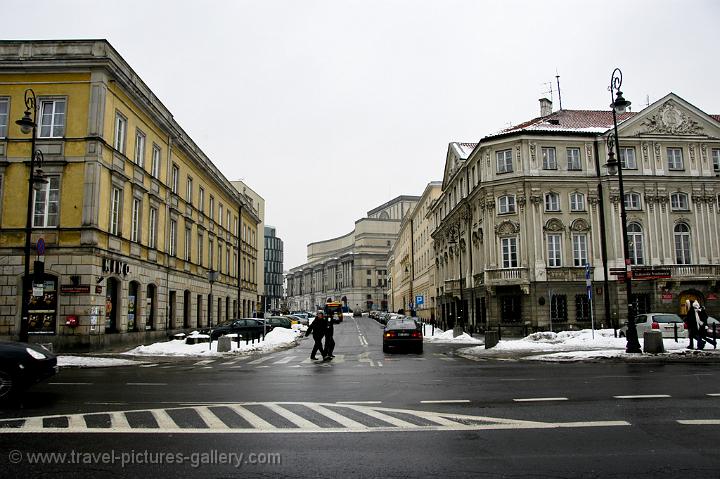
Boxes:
[420,400,470,404]
[195,407,229,429]
[265,404,318,429]
[151,409,176,429]
[707,393,720,397]
[193,359,215,366]
[110,411,131,430]
[314,405,370,430]
[678,419,720,425]
[273,356,297,364]
[255,365,270,368]
[342,405,418,428]
[514,397,568,402]
[85,402,129,405]
[500,378,537,382]
[126,382,167,386]
[613,395,671,399]
[228,405,276,429]
[220,360,238,366]
[139,364,160,368]
[336,401,382,404]
[48,382,92,385]
[247,356,273,365]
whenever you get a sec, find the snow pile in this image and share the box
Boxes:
[423,327,483,344]
[458,328,693,362]
[123,327,303,357]
[57,356,146,367]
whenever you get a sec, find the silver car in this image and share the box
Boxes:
[619,313,686,339]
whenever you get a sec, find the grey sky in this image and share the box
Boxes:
[5,0,719,269]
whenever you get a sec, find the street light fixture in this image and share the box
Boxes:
[604,68,641,354]
[15,88,48,343]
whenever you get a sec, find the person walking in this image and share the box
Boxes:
[694,300,717,350]
[305,310,327,360]
[324,310,336,360]
[685,299,702,349]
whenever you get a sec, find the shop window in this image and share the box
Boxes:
[146,284,156,330]
[128,281,139,331]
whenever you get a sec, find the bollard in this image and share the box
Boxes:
[237,333,240,348]
[485,330,500,349]
[217,336,232,352]
[674,322,678,343]
[498,326,502,341]
[643,330,664,353]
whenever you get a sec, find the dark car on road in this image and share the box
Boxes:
[265,316,293,330]
[383,318,423,353]
[200,319,266,340]
[0,341,58,401]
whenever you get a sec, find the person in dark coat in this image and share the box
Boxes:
[694,300,716,349]
[685,299,703,349]
[305,311,327,360]
[324,311,336,360]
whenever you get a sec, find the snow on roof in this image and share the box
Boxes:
[454,142,477,159]
[485,110,637,139]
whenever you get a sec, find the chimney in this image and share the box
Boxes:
[539,98,552,117]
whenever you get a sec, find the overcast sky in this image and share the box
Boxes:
[5,0,719,269]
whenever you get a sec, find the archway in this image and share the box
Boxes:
[678,290,704,316]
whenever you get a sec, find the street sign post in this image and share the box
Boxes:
[586,264,595,339]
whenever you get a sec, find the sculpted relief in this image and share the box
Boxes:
[641,101,703,135]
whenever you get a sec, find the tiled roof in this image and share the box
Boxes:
[711,114,720,122]
[487,110,637,139]
[454,142,477,159]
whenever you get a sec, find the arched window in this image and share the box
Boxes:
[674,223,692,264]
[670,192,689,211]
[627,223,644,265]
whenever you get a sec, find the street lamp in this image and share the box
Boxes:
[447,228,463,336]
[604,68,641,353]
[15,89,48,343]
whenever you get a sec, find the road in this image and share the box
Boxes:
[2,315,720,478]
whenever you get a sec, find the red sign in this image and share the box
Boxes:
[707,293,718,301]
[661,292,673,300]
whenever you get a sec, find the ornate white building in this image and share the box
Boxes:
[432,94,720,332]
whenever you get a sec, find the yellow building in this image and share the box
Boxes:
[0,40,260,350]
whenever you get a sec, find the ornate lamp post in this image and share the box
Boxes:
[15,89,48,343]
[604,68,641,353]
[447,227,464,336]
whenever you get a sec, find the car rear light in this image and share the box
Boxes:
[651,322,659,329]
[684,321,688,329]
[384,332,396,338]
[411,331,422,338]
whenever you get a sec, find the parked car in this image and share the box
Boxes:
[383,318,423,353]
[702,316,720,337]
[0,341,58,401]
[199,318,266,340]
[265,316,293,330]
[619,313,686,339]
[286,314,307,325]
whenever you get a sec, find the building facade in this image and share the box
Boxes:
[432,95,720,333]
[0,40,260,350]
[231,180,264,317]
[263,226,284,312]
[388,182,442,320]
[286,196,419,313]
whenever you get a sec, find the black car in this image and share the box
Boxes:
[265,316,293,330]
[383,318,423,353]
[200,319,266,340]
[0,341,58,401]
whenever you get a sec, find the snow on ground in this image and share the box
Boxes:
[57,356,146,367]
[423,327,483,344]
[458,328,709,362]
[122,327,303,357]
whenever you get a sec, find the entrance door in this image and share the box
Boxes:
[184,290,191,328]
[500,296,521,323]
[679,291,702,316]
[105,278,118,333]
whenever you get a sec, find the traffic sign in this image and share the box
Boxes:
[416,295,424,306]
[36,238,45,255]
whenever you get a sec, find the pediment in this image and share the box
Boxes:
[618,93,720,139]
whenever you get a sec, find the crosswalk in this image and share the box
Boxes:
[0,402,631,434]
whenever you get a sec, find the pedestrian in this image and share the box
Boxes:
[685,299,704,349]
[305,310,327,360]
[324,310,336,360]
[694,300,716,350]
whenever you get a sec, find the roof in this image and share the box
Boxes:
[486,109,637,139]
[452,142,477,159]
[712,115,720,122]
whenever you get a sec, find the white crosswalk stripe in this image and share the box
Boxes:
[0,402,631,434]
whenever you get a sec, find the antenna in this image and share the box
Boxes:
[541,81,554,104]
[555,70,563,110]
[645,95,650,108]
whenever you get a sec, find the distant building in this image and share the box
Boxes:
[286,196,419,312]
[264,226,284,312]
[231,181,264,317]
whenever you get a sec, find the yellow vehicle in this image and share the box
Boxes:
[324,301,344,323]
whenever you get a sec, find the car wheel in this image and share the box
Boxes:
[382,345,389,353]
[0,369,16,402]
[416,346,423,354]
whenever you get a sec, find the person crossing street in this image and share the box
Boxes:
[305,311,328,360]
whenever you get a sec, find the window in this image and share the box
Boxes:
[545,192,560,211]
[234,216,238,237]
[367,279,372,287]
[670,192,689,211]
[33,176,60,227]
[566,148,581,170]
[198,232,204,266]
[624,192,642,210]
[501,237,518,268]
[186,176,193,205]
[498,195,516,214]
[667,147,683,169]
[209,196,215,219]
[576,294,591,321]
[496,149,513,173]
[572,234,588,266]
[542,147,557,169]
[226,247,230,273]
[209,239,214,270]
[110,187,122,235]
[227,211,231,231]
[547,234,562,267]
[713,149,720,172]
[627,223,644,265]
[0,98,8,137]
[134,130,145,167]
[39,99,66,138]
[569,192,585,211]
[199,187,205,213]
[148,207,157,249]
[171,164,179,194]
[674,223,691,264]
[130,198,140,242]
[151,145,161,178]
[169,219,177,256]
[218,243,223,273]
[620,147,637,169]
[114,112,127,153]
[185,228,191,262]
[550,295,568,322]
[219,204,224,227]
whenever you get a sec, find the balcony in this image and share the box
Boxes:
[546,267,589,282]
[444,279,463,297]
[664,265,720,280]
[484,268,529,286]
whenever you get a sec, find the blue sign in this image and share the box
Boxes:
[415,295,424,306]
[584,263,591,280]
[36,238,45,256]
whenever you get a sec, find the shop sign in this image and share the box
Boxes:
[707,293,718,301]
[61,284,91,294]
[102,258,130,276]
[661,292,673,303]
